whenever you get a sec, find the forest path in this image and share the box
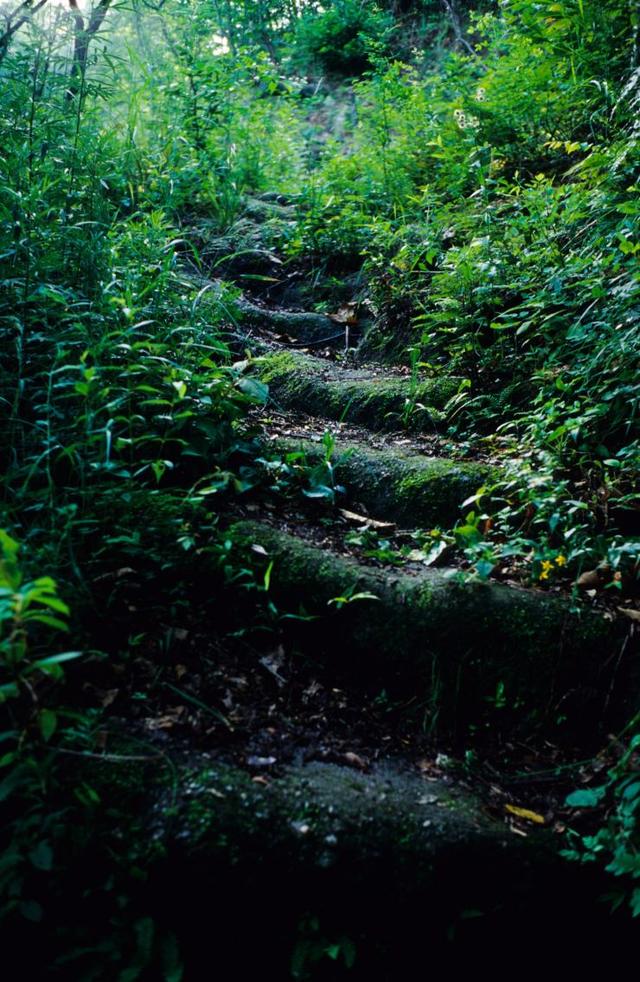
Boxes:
[230,340,628,738]
[184,193,634,756]
[124,203,640,966]
[210,202,628,741]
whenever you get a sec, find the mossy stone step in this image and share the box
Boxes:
[242,193,296,221]
[157,758,533,873]
[258,350,459,431]
[228,520,632,739]
[238,299,341,344]
[270,435,494,527]
[84,756,630,976]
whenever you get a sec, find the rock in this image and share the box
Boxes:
[242,194,296,221]
[269,436,494,527]
[85,755,630,976]
[257,350,459,431]
[237,299,342,344]
[227,520,633,739]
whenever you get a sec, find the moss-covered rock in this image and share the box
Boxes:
[76,755,627,978]
[11,750,634,978]
[191,213,289,279]
[242,194,296,222]
[238,300,340,343]
[270,436,494,527]
[160,759,519,868]
[228,520,633,738]
[258,350,459,431]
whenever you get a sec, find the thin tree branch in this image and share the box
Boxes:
[65,0,113,100]
[0,0,50,63]
[441,0,477,58]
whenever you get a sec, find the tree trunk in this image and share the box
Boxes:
[66,0,113,101]
[0,0,50,64]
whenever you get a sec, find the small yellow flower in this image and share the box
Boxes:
[555,554,567,567]
[540,560,554,580]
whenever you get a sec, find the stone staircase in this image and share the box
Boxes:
[124,218,637,974]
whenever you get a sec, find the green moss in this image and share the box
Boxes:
[270,436,495,527]
[258,351,458,431]
[227,519,630,739]
[340,445,493,527]
[258,349,305,382]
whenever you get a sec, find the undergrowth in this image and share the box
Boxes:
[2,0,640,968]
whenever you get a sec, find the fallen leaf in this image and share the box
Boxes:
[100,688,119,708]
[343,751,368,771]
[144,715,175,731]
[339,508,395,531]
[618,607,640,622]
[329,303,359,325]
[505,804,546,824]
[577,570,602,589]
[246,755,277,768]
[302,679,322,702]
[260,647,287,686]
[416,758,442,777]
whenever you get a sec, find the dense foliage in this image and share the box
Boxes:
[1,0,640,971]
[284,0,640,586]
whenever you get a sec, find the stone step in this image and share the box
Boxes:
[268,434,494,528]
[258,350,459,432]
[238,299,344,344]
[87,755,632,976]
[228,520,631,740]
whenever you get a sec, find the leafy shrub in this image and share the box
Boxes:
[563,722,640,917]
[292,0,394,76]
[283,0,640,582]
[0,529,85,925]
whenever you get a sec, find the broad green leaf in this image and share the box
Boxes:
[237,377,269,404]
[29,840,53,871]
[566,786,607,808]
[39,709,57,742]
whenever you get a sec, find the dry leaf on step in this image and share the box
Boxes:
[618,607,640,622]
[343,751,368,771]
[576,569,602,589]
[339,508,395,531]
[328,303,358,325]
[505,804,546,824]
